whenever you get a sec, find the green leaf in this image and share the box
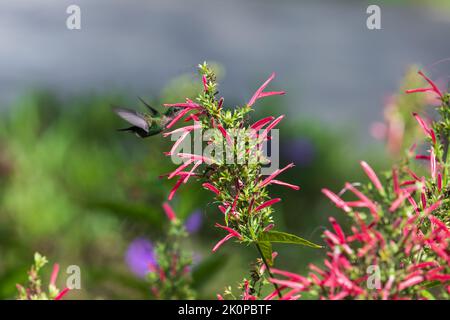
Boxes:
[420,290,436,300]
[256,241,273,266]
[258,231,322,249]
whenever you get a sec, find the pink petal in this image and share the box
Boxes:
[360,161,384,192]
[162,202,176,221]
[269,179,300,190]
[212,233,235,252]
[54,287,70,300]
[322,188,351,212]
[50,264,59,287]
[202,183,220,195]
[254,198,282,212]
[215,223,242,239]
[168,177,184,201]
[251,116,275,131]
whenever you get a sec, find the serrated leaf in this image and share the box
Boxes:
[258,231,322,249]
[257,241,273,266]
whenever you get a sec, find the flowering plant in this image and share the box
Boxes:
[269,70,450,300]
[125,203,196,299]
[16,252,70,300]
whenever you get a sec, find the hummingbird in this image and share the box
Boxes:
[113,98,183,138]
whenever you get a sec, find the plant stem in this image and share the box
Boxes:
[255,243,282,299]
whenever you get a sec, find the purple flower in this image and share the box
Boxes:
[184,210,203,234]
[125,238,157,278]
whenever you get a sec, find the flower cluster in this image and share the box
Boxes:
[269,70,450,300]
[161,63,317,252]
[158,63,320,298]
[16,252,70,300]
[125,203,197,299]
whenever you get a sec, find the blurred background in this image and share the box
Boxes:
[0,0,449,299]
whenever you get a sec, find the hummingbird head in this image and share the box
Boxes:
[165,106,184,117]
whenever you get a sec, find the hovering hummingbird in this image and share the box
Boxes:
[113,98,183,138]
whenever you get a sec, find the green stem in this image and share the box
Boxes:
[255,243,282,299]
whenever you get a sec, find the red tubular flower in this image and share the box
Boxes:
[177,153,213,164]
[202,183,220,195]
[360,161,384,193]
[259,163,295,188]
[254,198,281,213]
[165,130,191,156]
[269,179,300,190]
[251,116,275,131]
[406,71,443,99]
[54,287,70,300]
[259,115,285,142]
[215,223,242,238]
[217,124,233,146]
[50,263,60,287]
[162,202,176,221]
[345,183,379,219]
[430,149,437,181]
[247,73,286,107]
[243,280,257,300]
[398,275,424,291]
[322,188,351,212]
[202,75,208,92]
[168,176,184,201]
[165,108,193,129]
[183,160,201,183]
[412,113,437,144]
[212,234,234,252]
[167,159,194,179]
[212,224,243,252]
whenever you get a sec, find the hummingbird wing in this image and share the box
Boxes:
[113,107,149,132]
[117,126,151,138]
[138,97,160,116]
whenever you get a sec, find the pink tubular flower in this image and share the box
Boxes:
[259,163,295,188]
[360,161,384,193]
[202,182,220,195]
[217,124,233,146]
[177,153,213,164]
[243,280,257,300]
[430,149,437,181]
[322,188,351,213]
[247,73,285,107]
[412,113,437,144]
[269,179,300,190]
[50,263,60,287]
[202,75,208,92]
[212,234,234,252]
[54,287,70,300]
[258,115,285,142]
[251,116,275,131]
[254,198,281,213]
[398,275,424,291]
[345,183,379,219]
[406,71,443,99]
[168,176,184,201]
[162,202,176,221]
[212,224,242,252]
[167,159,195,179]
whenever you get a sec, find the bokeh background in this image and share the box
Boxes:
[0,0,450,299]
